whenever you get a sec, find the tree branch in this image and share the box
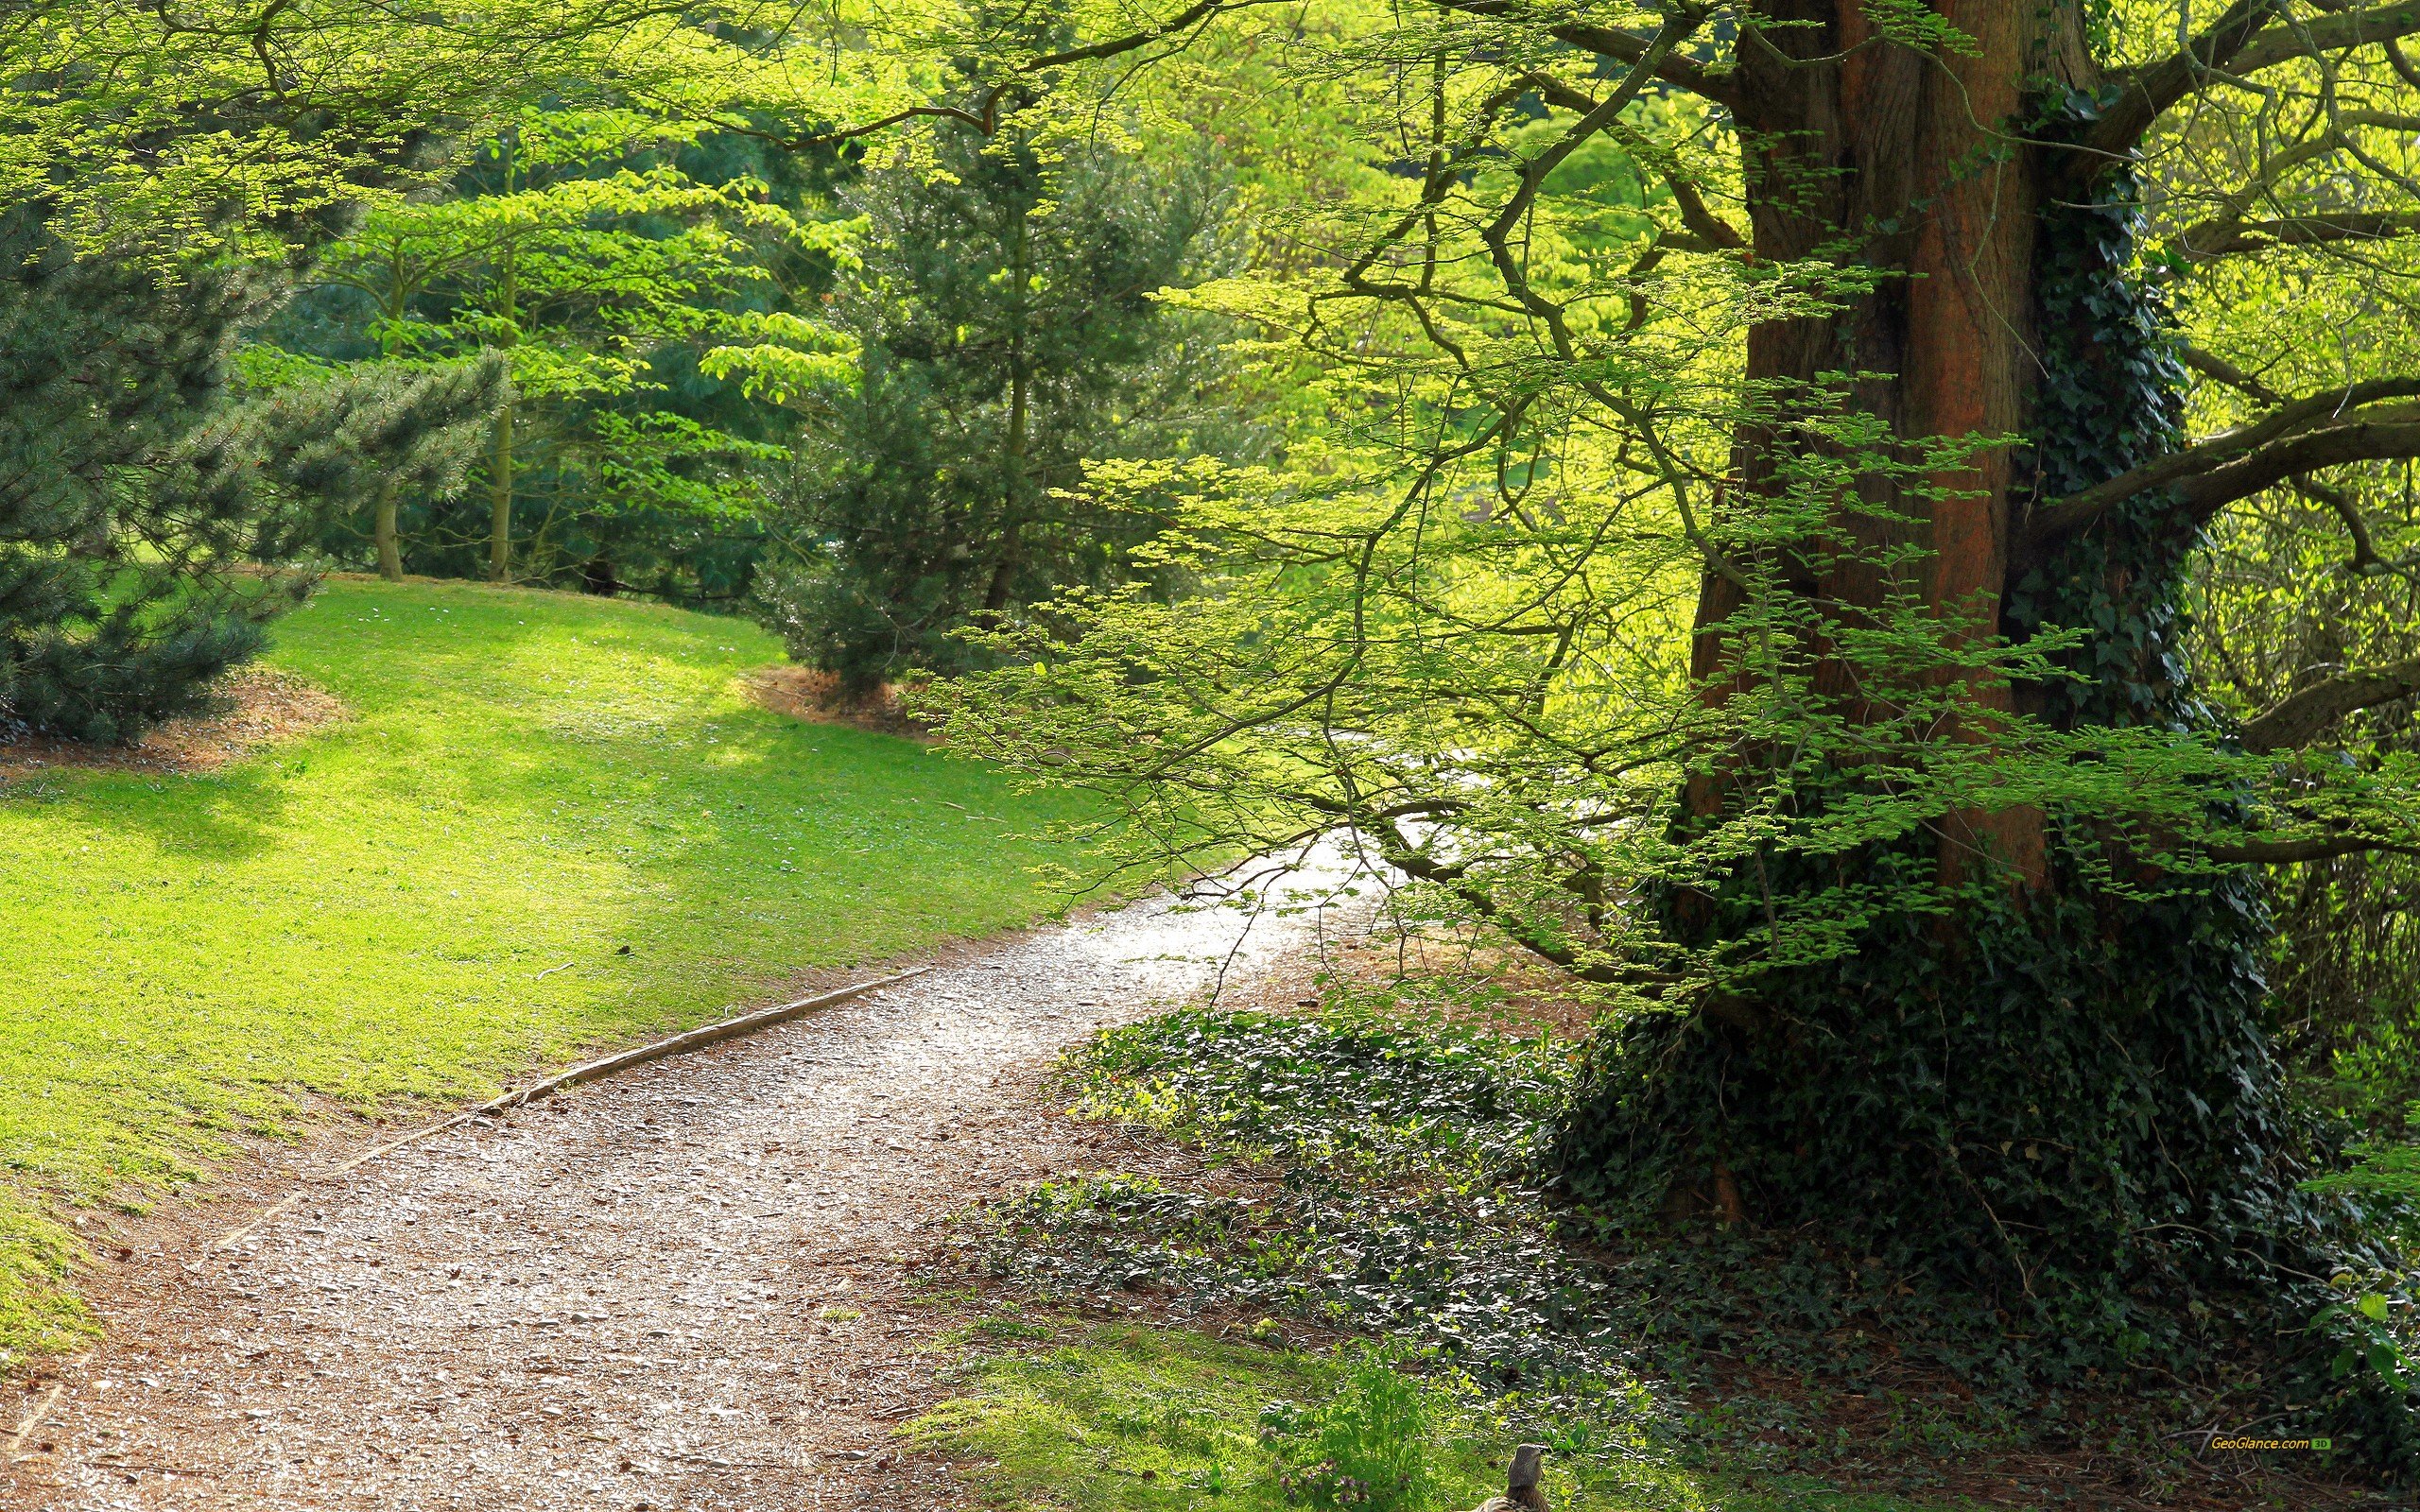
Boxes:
[2074,0,2279,164]
[780,104,989,148]
[2227,3,2420,80]
[2077,2,2420,164]
[1019,0,1263,70]
[2183,210,2420,257]
[2022,380,2420,558]
[2182,345,2284,404]
[2203,834,2420,863]
[780,0,1288,146]
[1427,0,1742,112]
[2290,473,2387,573]
[1521,73,1746,249]
[2238,653,2420,751]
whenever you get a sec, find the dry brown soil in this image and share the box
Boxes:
[0,669,344,784]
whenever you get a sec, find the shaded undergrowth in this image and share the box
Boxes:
[953,974,2399,1509]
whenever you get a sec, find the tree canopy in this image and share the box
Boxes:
[23,0,2420,1465]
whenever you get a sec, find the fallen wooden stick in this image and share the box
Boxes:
[202,966,931,1257]
[4,1380,67,1465]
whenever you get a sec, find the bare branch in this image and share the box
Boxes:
[2183,210,2420,257]
[2238,653,2420,750]
[2228,4,2420,80]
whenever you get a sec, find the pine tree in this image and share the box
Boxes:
[0,208,502,742]
[752,126,1236,690]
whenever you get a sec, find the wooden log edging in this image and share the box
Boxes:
[201,964,934,1256]
[2,967,933,1474]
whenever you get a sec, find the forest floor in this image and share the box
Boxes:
[4,860,2386,1512]
[0,583,2392,1512]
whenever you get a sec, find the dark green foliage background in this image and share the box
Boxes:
[753,129,1241,689]
[0,208,496,741]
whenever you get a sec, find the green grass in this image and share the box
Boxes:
[911,1321,1976,1512]
[0,576,1097,1365]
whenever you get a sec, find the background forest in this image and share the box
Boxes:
[10,0,2420,1502]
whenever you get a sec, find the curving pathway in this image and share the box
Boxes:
[3,868,1352,1512]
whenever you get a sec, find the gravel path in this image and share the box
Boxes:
[3,873,1347,1511]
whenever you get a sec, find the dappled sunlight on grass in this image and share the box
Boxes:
[914,1321,1969,1512]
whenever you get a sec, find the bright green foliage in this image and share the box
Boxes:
[750,107,1239,689]
[306,108,843,587]
[1258,1351,1444,1512]
[894,0,2420,1462]
[0,576,1095,1365]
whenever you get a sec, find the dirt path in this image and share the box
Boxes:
[4,873,1351,1511]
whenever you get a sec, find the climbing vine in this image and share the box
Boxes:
[1550,90,2420,1466]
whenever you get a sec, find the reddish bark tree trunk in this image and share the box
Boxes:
[1689,1,2097,885]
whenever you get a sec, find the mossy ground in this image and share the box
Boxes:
[0,576,1094,1366]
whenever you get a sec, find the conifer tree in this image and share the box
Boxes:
[0,209,501,742]
[751,124,1235,690]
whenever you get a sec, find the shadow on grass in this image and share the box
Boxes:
[16,763,304,864]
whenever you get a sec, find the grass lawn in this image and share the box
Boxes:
[0,576,1095,1366]
[912,1320,1975,1512]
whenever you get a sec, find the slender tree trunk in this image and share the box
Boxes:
[489,193,521,587]
[375,283,412,584]
[984,203,1033,621]
[488,399,514,585]
[374,486,404,581]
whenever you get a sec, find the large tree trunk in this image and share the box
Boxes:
[1685,0,2055,877]
[1558,1,2369,1372]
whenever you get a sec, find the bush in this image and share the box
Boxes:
[1260,1349,1445,1512]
